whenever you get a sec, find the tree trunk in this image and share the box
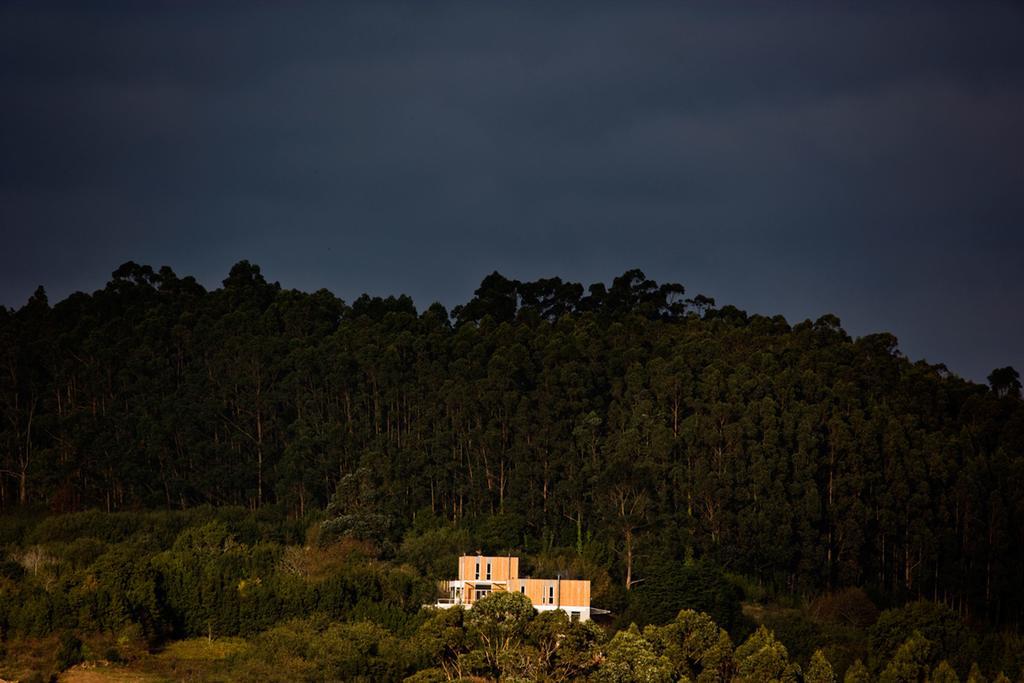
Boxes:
[625,526,633,590]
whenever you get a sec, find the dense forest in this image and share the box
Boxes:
[1,262,1022,680]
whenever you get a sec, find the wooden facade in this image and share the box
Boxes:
[437,554,591,621]
[458,555,519,584]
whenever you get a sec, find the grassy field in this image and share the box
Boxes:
[60,665,167,682]
[1,637,248,683]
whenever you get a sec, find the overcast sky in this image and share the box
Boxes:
[2,2,1022,382]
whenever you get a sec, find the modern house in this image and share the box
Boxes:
[434,554,591,622]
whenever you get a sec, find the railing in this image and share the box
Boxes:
[434,598,463,606]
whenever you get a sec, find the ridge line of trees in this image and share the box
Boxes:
[1,262,1022,627]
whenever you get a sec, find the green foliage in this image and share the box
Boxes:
[464,591,534,676]
[966,662,988,683]
[932,660,961,683]
[761,610,822,665]
[228,618,406,682]
[472,513,527,553]
[55,631,83,671]
[403,668,448,683]
[810,588,880,629]
[1,263,1023,634]
[879,631,932,683]
[869,601,976,672]
[57,537,109,570]
[843,659,870,683]
[2,264,1024,677]
[645,609,734,682]
[734,625,800,683]
[594,623,673,683]
[623,558,743,633]
[410,607,468,678]
[806,649,837,683]
[0,555,25,580]
[987,366,1021,399]
[321,467,393,546]
[79,541,168,640]
[398,525,471,579]
[547,618,605,681]
[172,520,238,554]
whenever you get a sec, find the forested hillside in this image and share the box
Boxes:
[1,261,1022,636]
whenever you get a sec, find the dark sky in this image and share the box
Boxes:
[2,2,1022,383]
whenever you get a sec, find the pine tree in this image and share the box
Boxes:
[806,649,836,683]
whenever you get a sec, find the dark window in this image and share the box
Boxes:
[571,611,581,623]
[486,561,491,580]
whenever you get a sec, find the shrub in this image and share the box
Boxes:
[55,631,83,671]
[398,525,470,579]
[869,601,976,672]
[621,559,743,633]
[762,611,822,665]
[810,588,880,628]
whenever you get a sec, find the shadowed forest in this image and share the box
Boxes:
[1,262,1022,681]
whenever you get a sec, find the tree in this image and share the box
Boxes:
[843,659,870,683]
[987,367,1021,399]
[966,662,987,683]
[526,609,570,675]
[2,261,1024,635]
[604,484,650,590]
[411,607,469,680]
[452,272,520,325]
[932,660,960,683]
[879,631,932,683]
[321,466,392,545]
[625,560,742,632]
[645,609,734,683]
[734,625,800,683]
[594,623,672,683]
[869,602,975,673]
[464,591,534,675]
[806,649,837,683]
[549,619,605,681]
[55,631,84,671]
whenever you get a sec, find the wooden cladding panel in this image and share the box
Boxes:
[557,579,589,606]
[512,578,589,607]
[457,555,519,581]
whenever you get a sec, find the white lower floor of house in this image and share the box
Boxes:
[532,604,591,622]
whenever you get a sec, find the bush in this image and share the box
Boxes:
[762,611,822,665]
[228,618,407,682]
[0,556,26,581]
[55,631,83,671]
[620,559,743,634]
[398,525,470,579]
[810,588,879,628]
[869,601,976,673]
[58,537,109,569]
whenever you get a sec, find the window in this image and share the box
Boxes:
[571,611,581,623]
[475,561,480,580]
[475,588,490,601]
[486,561,491,580]
[520,585,526,594]
[546,585,555,605]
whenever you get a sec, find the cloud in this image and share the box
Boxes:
[1,2,1022,381]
